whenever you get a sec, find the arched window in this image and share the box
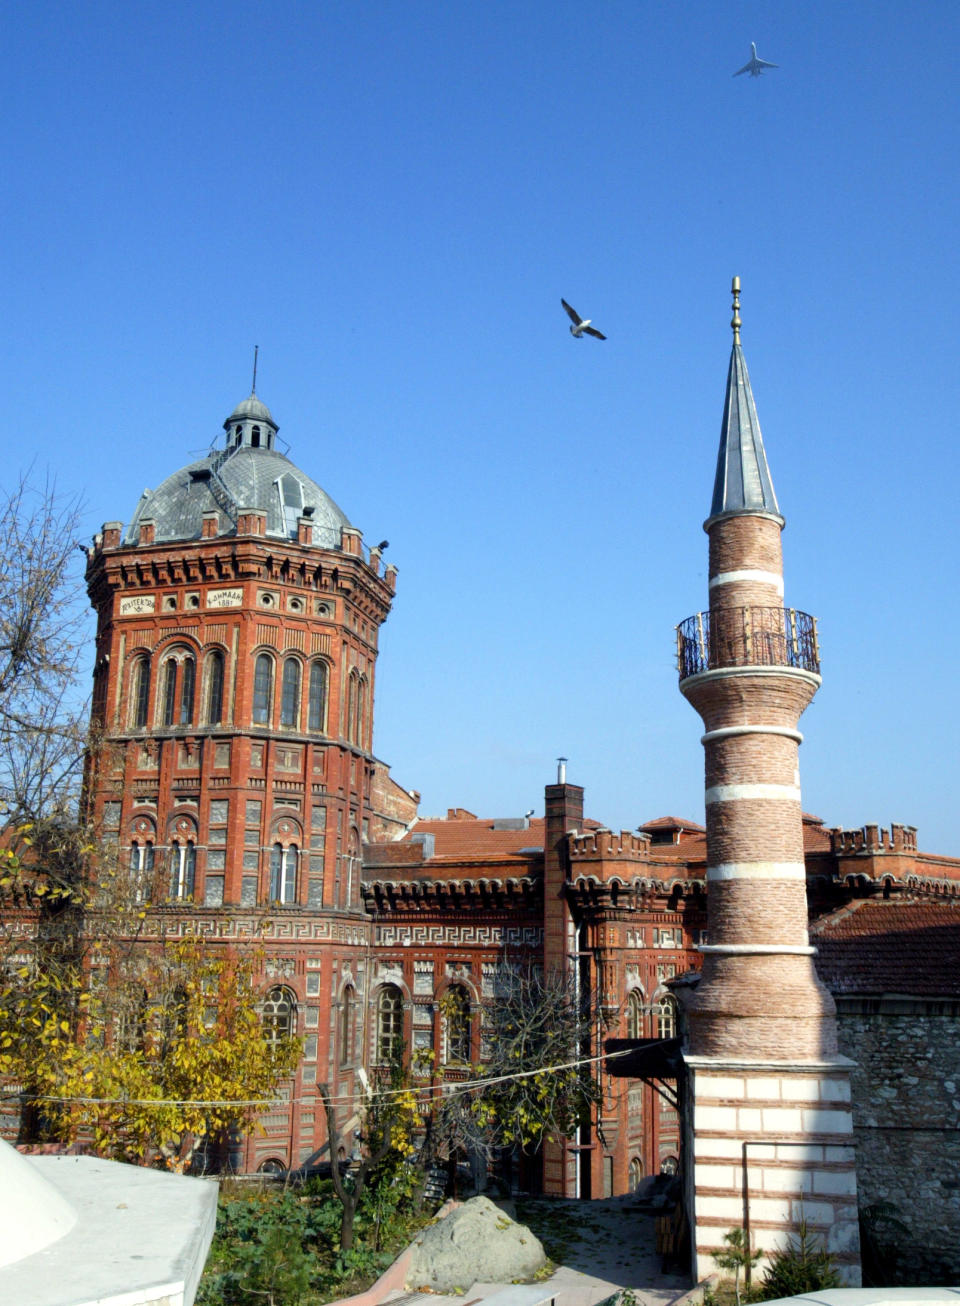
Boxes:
[130,656,151,728]
[340,984,355,1066]
[626,989,645,1039]
[356,675,368,748]
[376,984,404,1064]
[346,669,361,744]
[161,659,178,726]
[269,842,298,904]
[253,653,273,724]
[655,995,677,1040]
[280,659,301,728]
[629,1158,643,1191]
[206,651,225,724]
[445,984,471,1064]
[307,660,327,732]
[262,986,295,1048]
[179,657,195,724]
[251,424,261,448]
[168,840,196,900]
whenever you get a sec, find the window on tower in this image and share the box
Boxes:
[130,656,151,728]
[262,986,295,1047]
[269,842,298,904]
[253,653,273,724]
[626,989,645,1039]
[168,839,196,900]
[307,660,327,732]
[161,659,178,726]
[179,657,195,724]
[444,984,471,1064]
[280,659,301,728]
[206,651,225,724]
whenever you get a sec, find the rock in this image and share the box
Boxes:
[407,1195,547,1293]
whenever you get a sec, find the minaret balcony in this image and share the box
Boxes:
[676,606,820,681]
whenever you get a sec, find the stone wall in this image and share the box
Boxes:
[837,998,960,1284]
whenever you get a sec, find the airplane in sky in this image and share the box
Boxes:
[733,42,779,77]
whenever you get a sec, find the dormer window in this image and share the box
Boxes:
[276,474,304,538]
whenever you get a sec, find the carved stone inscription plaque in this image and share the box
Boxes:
[119,595,156,615]
[207,588,243,608]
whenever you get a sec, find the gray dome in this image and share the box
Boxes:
[225,393,276,428]
[125,400,352,547]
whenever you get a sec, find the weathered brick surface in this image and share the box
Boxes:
[707,879,810,945]
[708,516,783,577]
[684,670,818,730]
[706,735,799,787]
[706,799,805,865]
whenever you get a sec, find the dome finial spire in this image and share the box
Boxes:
[251,344,259,395]
[731,276,741,345]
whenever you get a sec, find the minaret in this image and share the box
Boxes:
[676,281,861,1283]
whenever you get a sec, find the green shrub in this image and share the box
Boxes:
[760,1220,839,1299]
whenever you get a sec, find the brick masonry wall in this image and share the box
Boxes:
[688,1063,860,1285]
[836,1002,960,1284]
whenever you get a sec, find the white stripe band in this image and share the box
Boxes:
[707,861,807,882]
[698,944,815,956]
[709,569,784,594]
[705,783,801,804]
[702,725,804,744]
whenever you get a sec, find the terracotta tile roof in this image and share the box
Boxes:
[811,899,960,997]
[638,816,705,832]
[404,814,602,859]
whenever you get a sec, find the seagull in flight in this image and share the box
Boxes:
[734,42,778,77]
[561,298,606,340]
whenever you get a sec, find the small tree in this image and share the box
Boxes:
[712,1228,763,1306]
[760,1219,839,1299]
[319,1053,419,1250]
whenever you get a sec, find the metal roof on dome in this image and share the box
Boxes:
[225,392,276,428]
[124,394,351,547]
[708,279,782,525]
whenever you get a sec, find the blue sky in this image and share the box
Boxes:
[5,1,959,852]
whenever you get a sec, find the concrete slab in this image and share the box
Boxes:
[4,1153,218,1306]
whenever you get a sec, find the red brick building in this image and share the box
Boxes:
[74,359,960,1263]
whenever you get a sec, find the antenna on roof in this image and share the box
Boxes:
[251,345,259,394]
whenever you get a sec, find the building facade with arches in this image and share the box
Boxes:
[77,383,960,1237]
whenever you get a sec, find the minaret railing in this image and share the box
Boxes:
[676,606,820,680]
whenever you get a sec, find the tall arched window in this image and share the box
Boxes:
[161,659,178,726]
[253,654,273,724]
[445,984,471,1064]
[130,657,151,728]
[179,657,196,724]
[280,659,301,728]
[346,669,361,744]
[206,651,225,724]
[655,995,677,1040]
[356,675,368,748]
[168,840,196,900]
[262,986,295,1048]
[307,660,327,732]
[340,984,355,1066]
[626,990,645,1039]
[376,984,404,1064]
[269,842,298,904]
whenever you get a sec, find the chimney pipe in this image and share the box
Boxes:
[557,756,567,785]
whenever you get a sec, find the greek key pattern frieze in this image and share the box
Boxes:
[375,924,543,948]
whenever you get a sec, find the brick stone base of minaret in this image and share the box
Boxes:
[683,1055,860,1284]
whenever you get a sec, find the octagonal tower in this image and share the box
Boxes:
[84,388,402,1171]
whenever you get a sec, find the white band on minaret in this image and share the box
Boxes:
[707,861,807,882]
[709,569,784,594]
[705,783,801,804]
[702,725,804,744]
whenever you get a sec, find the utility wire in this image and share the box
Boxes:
[25,1045,637,1111]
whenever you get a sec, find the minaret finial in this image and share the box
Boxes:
[251,345,259,395]
[731,277,741,345]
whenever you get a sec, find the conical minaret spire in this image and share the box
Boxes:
[709,277,781,524]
